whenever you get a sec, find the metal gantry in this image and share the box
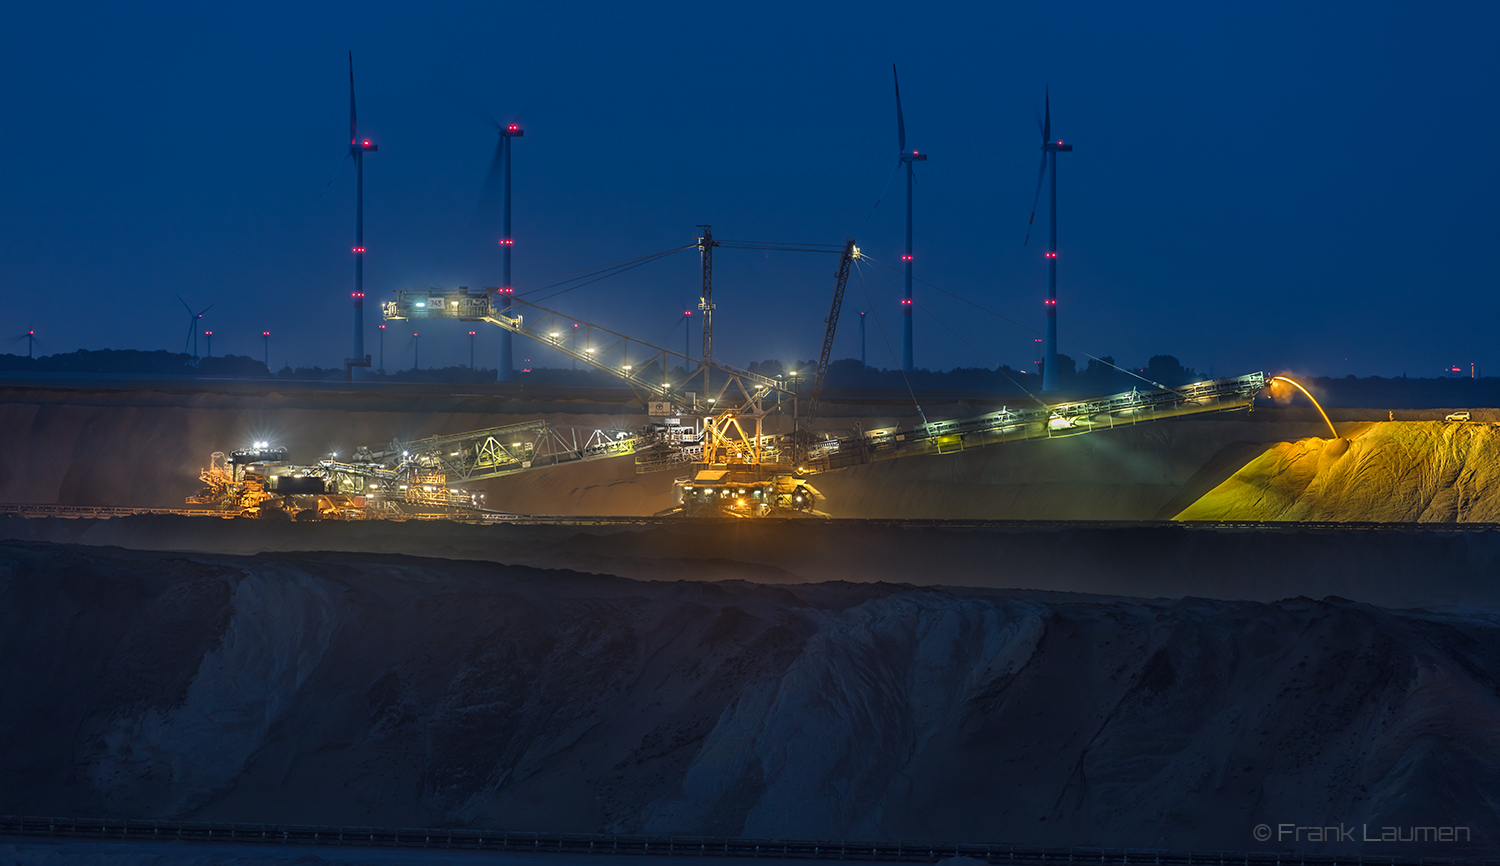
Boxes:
[382,288,794,469]
[358,419,639,483]
[803,373,1269,472]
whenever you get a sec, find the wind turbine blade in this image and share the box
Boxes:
[320,150,352,196]
[1023,153,1047,246]
[893,64,906,153]
[472,138,506,228]
[176,293,193,314]
[349,51,358,143]
[1042,87,1051,145]
[864,158,904,222]
[199,304,215,317]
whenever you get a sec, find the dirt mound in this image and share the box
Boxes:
[1176,421,1500,522]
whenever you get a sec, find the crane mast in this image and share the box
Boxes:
[807,238,859,426]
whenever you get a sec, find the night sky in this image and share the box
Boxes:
[2,2,1495,378]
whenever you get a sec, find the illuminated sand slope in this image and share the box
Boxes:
[1,541,1496,855]
[1176,421,1500,522]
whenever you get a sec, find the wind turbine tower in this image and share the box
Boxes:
[346,52,378,381]
[485,120,524,380]
[1025,89,1073,392]
[893,65,927,373]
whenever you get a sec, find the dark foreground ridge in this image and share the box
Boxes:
[8,513,1500,610]
[4,816,1496,866]
[22,502,1500,531]
[2,540,1498,855]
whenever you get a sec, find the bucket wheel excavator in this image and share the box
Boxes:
[381,234,862,517]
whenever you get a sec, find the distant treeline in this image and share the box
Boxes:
[0,350,495,383]
[1304,374,1500,409]
[2,350,1492,406]
[0,349,271,377]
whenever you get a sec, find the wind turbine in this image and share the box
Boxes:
[176,295,213,357]
[478,113,524,381]
[891,65,927,372]
[1025,88,1073,392]
[12,330,37,359]
[345,51,377,380]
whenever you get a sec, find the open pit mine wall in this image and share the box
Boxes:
[8,517,1500,612]
[1,541,1496,855]
[0,385,1393,519]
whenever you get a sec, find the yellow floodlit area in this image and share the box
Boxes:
[1268,376,1338,440]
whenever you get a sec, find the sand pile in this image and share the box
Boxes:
[2,540,1497,854]
[1177,421,1500,522]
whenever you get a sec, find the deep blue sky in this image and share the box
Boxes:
[2,1,1496,377]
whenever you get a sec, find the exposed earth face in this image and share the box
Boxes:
[1,540,1496,857]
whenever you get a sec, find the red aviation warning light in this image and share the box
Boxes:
[498,239,513,245]
[353,247,366,253]
[901,254,913,261]
[1045,252,1057,258]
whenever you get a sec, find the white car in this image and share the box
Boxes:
[1446,411,1472,422]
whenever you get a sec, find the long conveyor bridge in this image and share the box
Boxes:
[802,372,1268,472]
